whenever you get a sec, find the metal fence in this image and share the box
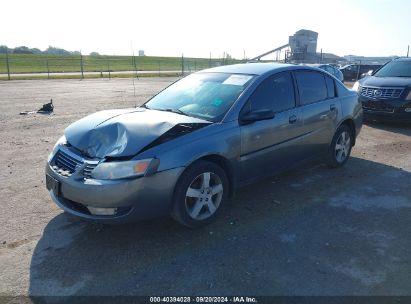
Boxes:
[0,53,245,80]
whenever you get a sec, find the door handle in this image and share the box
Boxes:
[289,115,298,124]
[330,104,336,111]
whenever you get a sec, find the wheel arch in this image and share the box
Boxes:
[337,118,356,146]
[190,154,236,198]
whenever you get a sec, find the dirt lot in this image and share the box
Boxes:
[0,78,410,297]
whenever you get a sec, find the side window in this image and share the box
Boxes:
[295,71,328,105]
[325,75,336,98]
[247,72,296,113]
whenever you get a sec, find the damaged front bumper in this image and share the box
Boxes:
[46,162,184,223]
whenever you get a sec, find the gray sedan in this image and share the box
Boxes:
[46,63,362,227]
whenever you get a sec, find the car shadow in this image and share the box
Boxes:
[365,120,411,136]
[29,157,411,298]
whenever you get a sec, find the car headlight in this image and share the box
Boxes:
[352,81,360,92]
[406,90,411,101]
[48,135,67,161]
[91,158,159,180]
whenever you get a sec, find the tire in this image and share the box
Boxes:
[171,160,229,228]
[326,125,353,168]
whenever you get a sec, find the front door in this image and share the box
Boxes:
[239,72,306,183]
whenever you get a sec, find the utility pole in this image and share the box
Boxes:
[80,51,84,79]
[5,47,11,80]
[181,53,184,76]
[356,60,362,81]
[132,52,138,79]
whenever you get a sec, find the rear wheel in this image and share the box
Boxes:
[326,125,353,168]
[171,161,228,228]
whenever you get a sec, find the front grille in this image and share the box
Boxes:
[52,147,99,178]
[53,149,83,177]
[360,86,403,99]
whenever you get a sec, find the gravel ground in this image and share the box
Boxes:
[0,78,410,297]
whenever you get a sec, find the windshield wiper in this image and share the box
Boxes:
[156,108,190,117]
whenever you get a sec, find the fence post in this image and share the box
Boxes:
[80,52,84,79]
[209,52,211,68]
[181,54,184,76]
[107,59,111,80]
[158,61,161,77]
[5,48,11,80]
[46,59,50,79]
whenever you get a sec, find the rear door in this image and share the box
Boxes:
[344,65,358,81]
[294,70,341,157]
[239,72,305,182]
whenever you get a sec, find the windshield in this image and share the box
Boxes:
[145,72,255,122]
[374,61,411,77]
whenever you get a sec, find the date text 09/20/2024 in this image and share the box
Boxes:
[149,296,257,303]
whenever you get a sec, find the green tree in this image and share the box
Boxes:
[0,45,9,54]
[13,46,33,54]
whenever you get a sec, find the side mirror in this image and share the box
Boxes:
[240,109,275,124]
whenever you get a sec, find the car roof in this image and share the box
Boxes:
[304,64,327,67]
[198,62,304,76]
[303,64,337,69]
[394,57,411,62]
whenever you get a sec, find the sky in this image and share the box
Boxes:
[1,0,410,59]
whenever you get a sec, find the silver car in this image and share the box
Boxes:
[305,64,344,83]
[46,63,362,227]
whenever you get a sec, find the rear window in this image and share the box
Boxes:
[325,76,336,98]
[295,71,328,105]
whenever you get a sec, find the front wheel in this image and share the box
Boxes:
[326,125,353,168]
[171,160,228,228]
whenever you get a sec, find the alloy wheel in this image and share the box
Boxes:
[185,172,224,220]
[335,131,351,163]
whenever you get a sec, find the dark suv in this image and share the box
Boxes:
[353,58,411,122]
[340,64,382,82]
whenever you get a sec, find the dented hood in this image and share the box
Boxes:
[64,108,210,158]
